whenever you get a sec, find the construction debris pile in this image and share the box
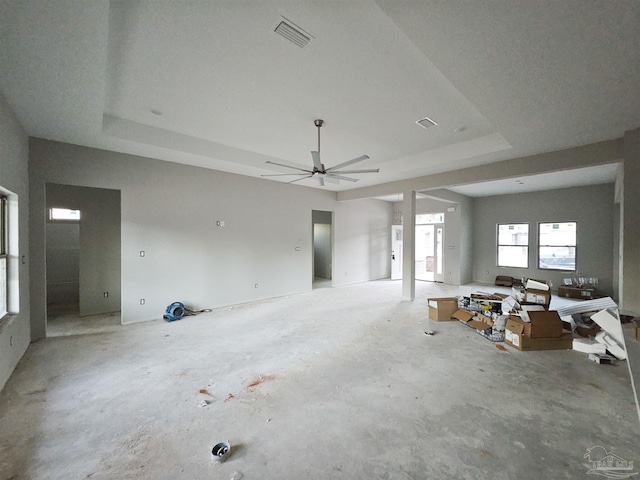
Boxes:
[427,278,628,363]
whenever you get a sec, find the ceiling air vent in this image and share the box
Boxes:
[274,18,313,48]
[416,117,438,129]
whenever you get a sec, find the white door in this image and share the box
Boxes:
[391,225,403,280]
[433,224,444,283]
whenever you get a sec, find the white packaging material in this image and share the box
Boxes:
[573,338,607,355]
[591,309,624,346]
[595,330,627,360]
[525,279,550,291]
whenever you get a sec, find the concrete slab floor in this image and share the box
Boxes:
[1,280,638,479]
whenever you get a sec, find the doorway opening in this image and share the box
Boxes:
[416,213,444,283]
[312,210,333,289]
[391,213,445,283]
[45,183,122,336]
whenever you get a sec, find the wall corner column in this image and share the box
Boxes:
[622,127,640,315]
[402,190,416,301]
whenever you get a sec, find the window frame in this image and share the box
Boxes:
[538,221,577,271]
[496,222,530,268]
[0,194,8,319]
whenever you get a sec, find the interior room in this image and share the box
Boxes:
[1,1,639,478]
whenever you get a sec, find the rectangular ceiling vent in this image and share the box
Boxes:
[416,117,438,129]
[274,17,313,48]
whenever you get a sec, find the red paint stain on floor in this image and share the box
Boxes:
[247,374,276,389]
[224,393,235,402]
[199,388,213,396]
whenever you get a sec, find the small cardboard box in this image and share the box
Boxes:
[523,288,551,307]
[427,297,458,321]
[505,319,573,351]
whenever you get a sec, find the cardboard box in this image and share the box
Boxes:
[453,309,474,324]
[495,275,513,287]
[558,286,596,299]
[466,313,493,331]
[427,297,458,321]
[523,288,551,307]
[505,320,573,351]
[507,312,563,338]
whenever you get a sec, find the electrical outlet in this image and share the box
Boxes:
[485,270,490,275]
[254,283,258,288]
[140,251,145,257]
[140,299,145,305]
[103,292,109,298]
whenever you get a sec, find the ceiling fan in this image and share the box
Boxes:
[261,119,379,186]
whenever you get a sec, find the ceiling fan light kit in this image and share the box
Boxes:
[261,119,379,187]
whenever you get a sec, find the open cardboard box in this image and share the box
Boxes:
[427,297,458,322]
[505,320,573,351]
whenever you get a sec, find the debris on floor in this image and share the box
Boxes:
[211,441,231,462]
[424,330,434,336]
[427,279,630,363]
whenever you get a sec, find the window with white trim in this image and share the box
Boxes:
[538,222,576,271]
[0,194,8,318]
[497,223,529,268]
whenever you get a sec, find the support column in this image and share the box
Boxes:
[622,127,640,315]
[402,190,416,301]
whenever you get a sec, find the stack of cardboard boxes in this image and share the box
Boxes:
[426,282,629,362]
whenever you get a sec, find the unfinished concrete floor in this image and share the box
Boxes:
[1,280,638,479]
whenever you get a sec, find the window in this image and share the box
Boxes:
[1,195,7,318]
[49,207,81,221]
[539,222,576,271]
[497,223,529,268]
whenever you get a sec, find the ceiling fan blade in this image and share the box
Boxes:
[331,168,379,174]
[265,160,313,173]
[261,173,309,177]
[311,151,323,171]
[326,173,359,182]
[326,154,370,172]
[287,175,313,184]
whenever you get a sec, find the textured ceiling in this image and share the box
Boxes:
[1,0,638,194]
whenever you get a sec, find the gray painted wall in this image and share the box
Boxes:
[472,183,615,298]
[29,139,392,338]
[46,184,121,316]
[0,94,30,392]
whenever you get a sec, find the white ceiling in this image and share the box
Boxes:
[1,1,639,195]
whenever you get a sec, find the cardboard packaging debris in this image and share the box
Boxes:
[506,312,563,338]
[595,330,627,360]
[427,297,458,321]
[590,309,624,346]
[523,289,551,307]
[495,275,513,287]
[573,338,607,355]
[588,353,617,365]
[458,294,503,315]
[525,279,550,291]
[558,286,596,300]
[504,316,572,351]
[519,305,546,322]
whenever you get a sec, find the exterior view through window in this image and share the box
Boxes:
[497,223,529,268]
[49,208,81,221]
[539,222,576,270]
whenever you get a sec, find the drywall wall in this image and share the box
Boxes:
[0,94,30,392]
[46,184,121,317]
[472,183,615,297]
[622,127,640,315]
[29,139,392,337]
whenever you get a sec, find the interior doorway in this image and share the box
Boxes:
[312,210,333,288]
[392,213,445,283]
[45,184,122,336]
[415,224,444,282]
